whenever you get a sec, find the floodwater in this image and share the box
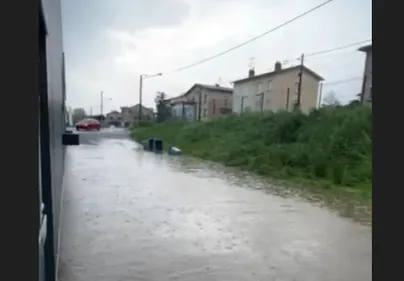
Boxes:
[58,130,371,281]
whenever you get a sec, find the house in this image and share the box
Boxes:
[105,110,122,127]
[232,62,324,113]
[165,83,233,121]
[87,114,106,124]
[358,44,372,104]
[164,94,186,106]
[171,100,196,121]
[120,104,154,127]
[162,94,194,120]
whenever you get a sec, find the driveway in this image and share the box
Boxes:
[58,130,371,281]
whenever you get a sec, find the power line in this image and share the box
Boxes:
[227,39,371,81]
[165,0,335,74]
[319,92,360,104]
[323,76,363,85]
[282,39,372,65]
[306,39,372,58]
[319,76,364,103]
[228,39,370,82]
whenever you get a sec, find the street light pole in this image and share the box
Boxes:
[100,91,104,116]
[139,75,143,121]
[138,73,162,121]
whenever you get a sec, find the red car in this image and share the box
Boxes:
[75,118,101,131]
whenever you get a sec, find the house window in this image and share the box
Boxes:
[204,94,207,103]
[267,80,272,91]
[224,98,228,108]
[257,83,264,94]
[203,108,207,117]
[243,85,249,96]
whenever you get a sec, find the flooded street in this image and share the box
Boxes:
[58,130,371,281]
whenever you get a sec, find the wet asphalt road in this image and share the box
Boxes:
[58,129,371,281]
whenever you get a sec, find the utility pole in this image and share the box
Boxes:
[317,82,324,108]
[296,53,304,109]
[255,93,264,113]
[193,100,197,121]
[240,96,247,114]
[261,94,264,113]
[359,75,367,104]
[198,91,202,121]
[100,91,104,116]
[256,93,264,113]
[139,75,143,121]
[286,88,290,110]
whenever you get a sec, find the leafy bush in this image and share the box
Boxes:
[136,121,154,128]
[131,106,372,197]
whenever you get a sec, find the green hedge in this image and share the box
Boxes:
[131,106,372,198]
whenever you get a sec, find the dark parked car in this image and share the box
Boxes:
[75,118,101,131]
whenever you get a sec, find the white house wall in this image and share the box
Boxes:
[233,69,320,113]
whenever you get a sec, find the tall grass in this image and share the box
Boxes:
[131,106,372,198]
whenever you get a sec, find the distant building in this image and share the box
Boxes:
[87,115,105,122]
[358,44,372,105]
[120,104,154,127]
[232,62,324,113]
[171,101,196,121]
[165,83,233,121]
[163,94,186,106]
[105,110,122,127]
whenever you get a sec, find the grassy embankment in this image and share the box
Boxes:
[132,106,372,222]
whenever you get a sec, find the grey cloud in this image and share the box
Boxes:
[62,0,189,33]
[63,0,371,110]
[62,0,190,70]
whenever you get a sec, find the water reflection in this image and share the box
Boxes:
[59,137,371,281]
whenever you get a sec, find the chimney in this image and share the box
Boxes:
[248,68,255,77]
[275,61,282,72]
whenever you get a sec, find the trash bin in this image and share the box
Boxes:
[148,138,155,151]
[154,139,163,153]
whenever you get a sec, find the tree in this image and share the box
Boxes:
[346,93,362,108]
[154,91,168,104]
[347,99,361,107]
[72,108,87,124]
[155,92,172,123]
[321,91,340,107]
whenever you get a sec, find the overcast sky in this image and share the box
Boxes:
[61,0,372,114]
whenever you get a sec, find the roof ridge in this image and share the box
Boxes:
[233,64,324,83]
